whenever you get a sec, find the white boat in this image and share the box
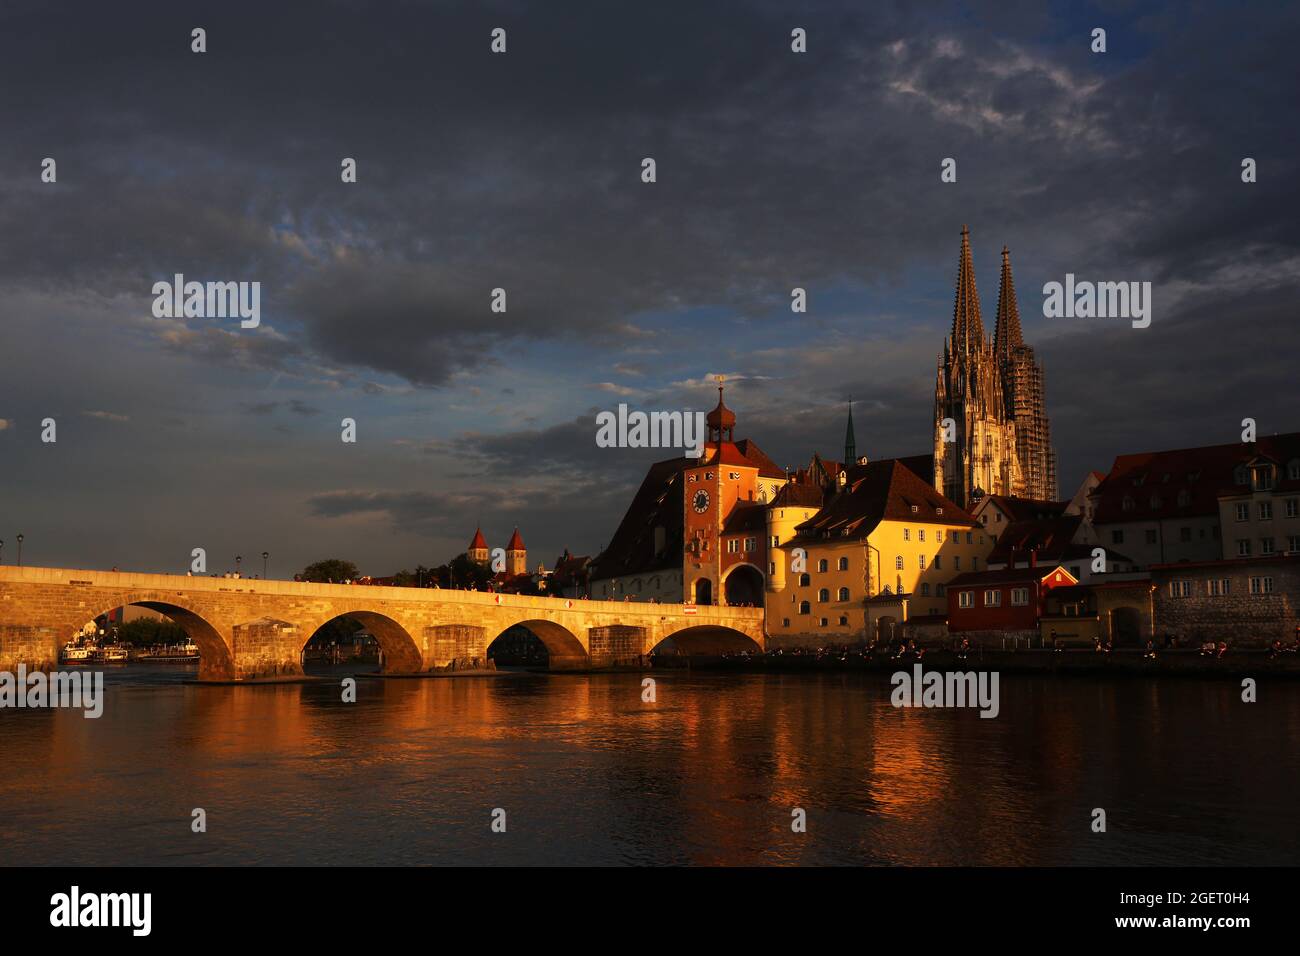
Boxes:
[91,645,130,663]
[61,642,93,663]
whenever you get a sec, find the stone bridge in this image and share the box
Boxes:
[0,566,766,681]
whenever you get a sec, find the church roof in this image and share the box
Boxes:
[507,527,525,551]
[469,527,488,551]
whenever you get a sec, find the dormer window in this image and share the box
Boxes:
[1177,490,1191,507]
[910,504,919,513]
[1254,466,1274,491]
[936,507,944,515]
[1234,466,1248,486]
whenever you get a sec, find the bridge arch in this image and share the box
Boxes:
[493,618,589,670]
[77,591,236,681]
[721,562,764,607]
[298,609,423,673]
[654,623,762,658]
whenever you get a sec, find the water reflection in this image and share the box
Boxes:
[1,666,1297,865]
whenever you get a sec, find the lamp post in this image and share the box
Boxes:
[262,551,269,579]
[16,534,23,567]
[235,555,242,578]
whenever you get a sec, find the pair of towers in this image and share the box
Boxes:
[933,226,1057,507]
[467,526,527,575]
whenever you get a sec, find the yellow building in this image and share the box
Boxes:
[766,458,992,647]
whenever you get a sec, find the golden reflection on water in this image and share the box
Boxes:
[3,668,1300,865]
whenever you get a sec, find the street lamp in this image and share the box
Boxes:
[262,551,269,579]
[235,555,242,578]
[16,534,23,567]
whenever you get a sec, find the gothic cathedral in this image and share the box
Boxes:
[933,226,1057,507]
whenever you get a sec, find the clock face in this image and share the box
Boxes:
[692,489,710,513]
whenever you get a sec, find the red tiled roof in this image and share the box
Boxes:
[722,502,767,535]
[1092,433,1300,524]
[985,495,1068,522]
[507,527,525,551]
[947,566,1075,587]
[469,527,488,550]
[792,458,977,543]
[591,457,688,581]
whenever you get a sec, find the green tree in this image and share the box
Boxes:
[300,558,359,583]
[117,617,190,646]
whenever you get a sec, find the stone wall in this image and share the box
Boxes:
[1152,559,1300,647]
[587,625,647,667]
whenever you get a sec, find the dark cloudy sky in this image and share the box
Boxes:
[1,0,1297,577]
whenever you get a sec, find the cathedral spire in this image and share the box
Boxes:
[843,399,856,464]
[993,245,1024,356]
[951,224,985,354]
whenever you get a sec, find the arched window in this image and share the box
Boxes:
[817,559,828,572]
[838,557,849,571]
[799,573,811,587]
[895,555,904,570]
[798,600,811,615]
[817,588,830,602]
[837,587,850,601]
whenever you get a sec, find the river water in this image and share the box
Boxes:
[1,665,1296,866]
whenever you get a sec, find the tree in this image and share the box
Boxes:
[300,558,359,583]
[117,617,190,646]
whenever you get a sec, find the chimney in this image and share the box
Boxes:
[1029,549,1037,569]
[1008,547,1016,569]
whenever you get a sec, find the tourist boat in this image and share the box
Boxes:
[60,642,94,663]
[138,643,200,663]
[90,645,130,663]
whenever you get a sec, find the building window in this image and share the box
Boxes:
[1288,499,1299,518]
[818,588,830,602]
[817,558,828,572]
[1237,539,1252,557]
[895,555,904,570]
[819,617,829,627]
[1289,535,1300,554]
[838,557,849,571]
[771,535,780,547]
[782,618,790,627]
[933,555,942,570]
[920,583,930,597]
[983,589,1001,607]
[1235,503,1250,522]
[954,556,961,570]
[903,529,910,541]
[1255,467,1275,491]
[1070,566,1081,578]
[966,532,973,544]
[936,530,944,542]
[838,615,848,626]
[1169,580,1192,598]
[918,555,927,570]
[1122,496,1135,511]
[1177,490,1191,507]
[799,601,811,614]
[727,539,739,553]
[769,562,776,574]
[1207,579,1230,596]
[1259,502,1273,520]
[1234,465,1248,486]
[1179,526,1192,542]
[1010,587,1029,606]
[919,530,926,542]
[1112,530,1124,544]
[1150,495,1162,509]
[936,584,946,597]
[799,573,811,587]
[744,537,756,552]
[1145,529,1157,544]
[958,591,974,609]
[1262,537,1276,555]
[837,587,850,601]
[1289,460,1300,481]
[1249,576,1274,595]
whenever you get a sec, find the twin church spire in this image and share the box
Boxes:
[934,226,1056,506]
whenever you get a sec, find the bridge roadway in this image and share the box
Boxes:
[0,566,765,681]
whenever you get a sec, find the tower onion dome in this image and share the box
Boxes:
[707,382,736,432]
[469,527,488,551]
[507,527,525,551]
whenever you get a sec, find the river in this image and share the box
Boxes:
[1,665,1296,865]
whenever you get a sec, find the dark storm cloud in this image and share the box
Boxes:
[3,1,1299,570]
